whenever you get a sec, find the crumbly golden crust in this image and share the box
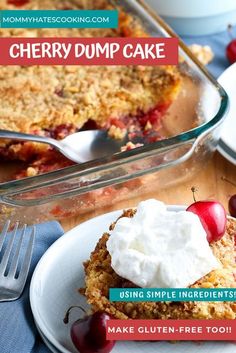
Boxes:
[0,0,180,141]
[83,210,236,320]
[0,65,179,136]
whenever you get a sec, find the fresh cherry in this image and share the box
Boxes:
[64,306,115,353]
[187,187,227,243]
[229,195,236,218]
[226,24,236,64]
[221,177,236,218]
[226,40,236,64]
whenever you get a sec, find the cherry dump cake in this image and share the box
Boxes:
[0,0,181,178]
[82,202,236,320]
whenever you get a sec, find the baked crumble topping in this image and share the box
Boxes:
[0,65,179,137]
[188,44,214,66]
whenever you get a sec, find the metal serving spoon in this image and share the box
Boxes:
[0,129,129,163]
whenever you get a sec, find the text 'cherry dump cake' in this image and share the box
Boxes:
[0,0,181,179]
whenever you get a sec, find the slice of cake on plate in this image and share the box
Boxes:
[82,200,236,320]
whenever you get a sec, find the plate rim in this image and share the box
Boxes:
[30,205,185,353]
[35,321,60,353]
[30,208,124,353]
[217,141,236,166]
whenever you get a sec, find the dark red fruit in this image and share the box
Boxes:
[226,39,236,64]
[187,201,227,243]
[7,0,30,6]
[71,312,115,353]
[221,177,236,218]
[229,194,236,218]
[64,307,115,353]
[226,25,236,64]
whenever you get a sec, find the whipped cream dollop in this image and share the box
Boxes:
[106,199,220,288]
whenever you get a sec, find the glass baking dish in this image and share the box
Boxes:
[0,0,228,226]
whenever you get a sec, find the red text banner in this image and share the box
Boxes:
[0,37,178,65]
[106,320,236,341]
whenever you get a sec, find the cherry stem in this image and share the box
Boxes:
[63,306,87,324]
[191,186,198,202]
[228,24,234,40]
[221,176,236,187]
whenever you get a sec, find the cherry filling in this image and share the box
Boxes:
[108,102,170,144]
[80,119,99,131]
[137,103,170,129]
[7,0,30,6]
[1,103,170,179]
[108,104,168,131]
[45,123,77,140]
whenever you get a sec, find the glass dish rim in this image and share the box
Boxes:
[0,0,229,193]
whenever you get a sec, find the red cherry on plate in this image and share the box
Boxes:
[71,312,115,353]
[229,194,236,218]
[64,307,115,353]
[187,201,227,243]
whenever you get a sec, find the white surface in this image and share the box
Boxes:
[107,200,219,289]
[145,0,236,18]
[145,0,236,35]
[218,63,236,153]
[30,206,236,353]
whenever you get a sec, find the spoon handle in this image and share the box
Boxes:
[0,129,60,148]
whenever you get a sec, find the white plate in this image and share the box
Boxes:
[217,142,236,166]
[36,322,60,353]
[217,63,236,163]
[30,206,236,353]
